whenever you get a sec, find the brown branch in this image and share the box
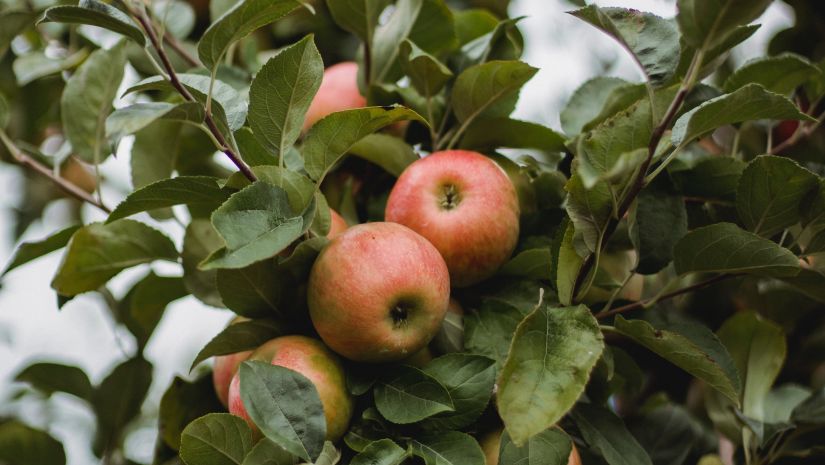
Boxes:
[596,273,735,320]
[130,6,257,182]
[0,131,111,213]
[163,34,200,68]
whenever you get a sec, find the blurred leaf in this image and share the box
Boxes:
[38,0,146,46]
[15,362,93,400]
[314,442,340,465]
[13,49,89,86]
[198,0,307,71]
[499,248,552,279]
[217,260,282,318]
[60,41,127,164]
[248,35,323,160]
[374,365,454,424]
[347,133,419,177]
[119,272,188,350]
[2,225,80,277]
[400,39,453,96]
[420,354,496,431]
[92,357,153,456]
[239,361,326,461]
[453,9,498,45]
[190,319,286,370]
[671,84,814,147]
[0,92,8,128]
[780,268,825,304]
[670,157,746,201]
[673,223,800,277]
[498,304,604,446]
[0,421,66,465]
[628,404,710,465]
[183,220,224,308]
[242,438,299,465]
[451,60,537,124]
[572,403,653,465]
[460,118,565,152]
[432,308,463,354]
[629,180,687,274]
[763,384,810,423]
[792,388,825,425]
[410,432,484,465]
[158,374,223,451]
[350,439,407,465]
[560,77,628,136]
[0,11,37,58]
[499,428,572,465]
[724,53,819,95]
[179,413,254,465]
[676,0,771,50]
[108,176,229,223]
[456,16,523,71]
[326,0,391,42]
[106,102,205,141]
[52,220,178,296]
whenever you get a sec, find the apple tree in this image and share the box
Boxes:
[1,0,825,464]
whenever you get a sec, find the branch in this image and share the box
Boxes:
[0,131,111,213]
[770,111,825,155]
[595,273,734,320]
[163,34,200,68]
[129,5,257,182]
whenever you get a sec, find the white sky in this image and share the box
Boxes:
[0,1,795,463]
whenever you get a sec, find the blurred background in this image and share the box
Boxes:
[0,0,802,463]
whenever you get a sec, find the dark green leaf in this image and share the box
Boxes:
[572,403,653,465]
[780,268,825,304]
[420,354,496,431]
[400,39,453,96]
[179,413,254,465]
[498,428,572,465]
[792,388,825,425]
[629,180,688,274]
[628,404,708,465]
[460,118,566,152]
[183,220,224,308]
[560,76,628,137]
[242,438,299,465]
[106,102,205,141]
[0,11,36,59]
[108,176,229,223]
[451,60,537,124]
[2,225,80,276]
[350,439,408,465]
[670,156,746,201]
[499,248,552,279]
[38,0,145,46]
[119,272,188,350]
[92,357,153,456]
[555,221,584,306]
[676,0,771,50]
[158,375,224,451]
[216,261,281,319]
[410,431,485,465]
[15,362,93,400]
[190,319,285,371]
[347,133,419,177]
[326,0,391,42]
[564,173,613,253]
[374,365,455,424]
[0,421,66,465]
[464,298,526,367]
[724,53,819,95]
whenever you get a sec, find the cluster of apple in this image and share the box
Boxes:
[209,62,573,464]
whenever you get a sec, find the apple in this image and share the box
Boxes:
[307,222,450,362]
[213,350,252,408]
[227,335,353,441]
[403,346,434,368]
[303,61,366,132]
[480,428,581,465]
[385,150,520,287]
[327,208,349,239]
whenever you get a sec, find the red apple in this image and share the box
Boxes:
[327,208,349,239]
[481,427,581,465]
[227,335,353,441]
[385,150,520,287]
[303,61,366,132]
[307,222,450,362]
[213,350,252,408]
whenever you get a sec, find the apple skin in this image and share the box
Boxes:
[213,350,252,408]
[481,428,581,465]
[307,222,450,362]
[385,150,520,287]
[327,208,349,239]
[227,335,353,441]
[303,61,366,132]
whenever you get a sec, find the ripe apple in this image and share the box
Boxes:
[327,208,349,239]
[227,335,353,441]
[303,61,366,132]
[307,222,450,362]
[385,150,520,287]
[213,350,252,408]
[480,428,581,465]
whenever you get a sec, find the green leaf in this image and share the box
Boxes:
[410,431,485,465]
[326,0,391,42]
[0,92,9,128]
[108,176,229,223]
[2,225,80,276]
[560,77,628,137]
[460,118,566,152]
[13,49,89,86]
[670,156,746,201]
[498,428,572,465]
[198,0,307,71]
[38,0,146,46]
[15,362,93,400]
[571,6,680,86]
[235,127,275,167]
[216,260,282,318]
[676,0,771,50]
[248,35,323,160]
[179,413,255,465]
[350,439,408,465]
[51,220,178,296]
[106,102,205,141]
[201,182,306,270]
[239,361,326,461]
[499,248,553,279]
[453,8,498,45]
[92,357,153,456]
[302,105,423,182]
[564,173,613,253]
[780,268,825,304]
[432,308,463,355]
[420,354,496,431]
[225,166,316,213]
[61,41,127,164]
[456,16,523,71]
[629,179,688,274]
[0,11,37,59]
[119,272,188,350]
[792,388,825,425]
[451,60,537,124]
[374,365,455,424]
[347,133,419,177]
[572,403,653,465]
[555,221,584,306]
[671,84,814,147]
[183,220,224,308]
[242,438,299,465]
[0,421,66,465]
[497,304,604,446]
[400,39,453,96]
[736,155,818,237]
[724,53,819,95]
[673,222,800,277]
[190,319,285,370]
[464,299,527,367]
[614,316,741,405]
[158,375,224,451]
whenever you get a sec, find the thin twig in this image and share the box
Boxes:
[0,131,111,213]
[163,34,199,68]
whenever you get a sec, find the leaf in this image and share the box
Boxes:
[326,0,391,42]
[190,319,285,371]
[560,77,628,137]
[571,6,680,86]
[106,102,204,141]
[92,357,153,456]
[158,375,224,451]
[198,0,307,71]
[572,403,653,465]
[248,35,323,160]
[460,118,566,153]
[201,182,306,270]
[302,105,423,181]
[499,248,553,279]
[671,83,814,147]
[419,354,496,431]
[497,304,604,446]
[216,261,282,318]
[350,439,408,465]
[239,361,326,461]
[374,365,455,424]
[724,53,819,95]
[564,173,613,253]
[614,316,741,405]
[347,134,419,177]
[108,176,229,223]
[15,362,93,400]
[670,156,746,201]
[0,11,37,59]
[60,41,127,164]
[456,16,523,71]
[627,404,708,465]
[792,388,825,425]
[672,222,800,277]
[242,438,299,465]
[38,0,146,46]
[629,179,688,274]
[464,299,526,367]
[2,225,80,276]
[0,421,66,465]
[119,272,188,350]
[451,60,537,124]
[183,220,224,308]
[676,0,772,50]
[51,220,178,296]
[498,428,572,465]
[13,49,89,86]
[400,39,453,96]
[179,413,254,465]
[555,221,584,306]
[431,308,463,354]
[736,155,818,237]
[410,431,485,465]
